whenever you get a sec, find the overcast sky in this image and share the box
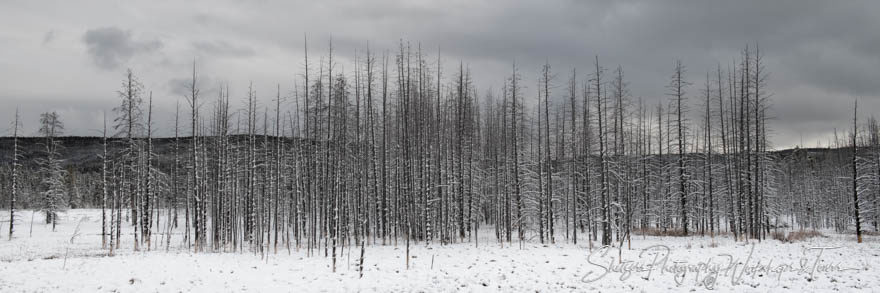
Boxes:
[1,0,878,149]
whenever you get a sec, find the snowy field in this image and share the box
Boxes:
[1,210,879,292]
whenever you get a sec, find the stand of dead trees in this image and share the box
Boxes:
[4,42,875,257]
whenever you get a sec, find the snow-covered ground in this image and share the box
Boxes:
[1,210,878,292]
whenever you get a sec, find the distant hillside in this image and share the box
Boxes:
[0,136,856,174]
[0,136,179,173]
[0,136,317,173]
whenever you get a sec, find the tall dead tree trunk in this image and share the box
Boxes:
[543,61,555,243]
[668,60,689,235]
[853,100,863,243]
[594,56,611,245]
[8,108,20,240]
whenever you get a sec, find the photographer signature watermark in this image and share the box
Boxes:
[581,244,863,289]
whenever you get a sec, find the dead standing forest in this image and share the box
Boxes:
[2,40,878,272]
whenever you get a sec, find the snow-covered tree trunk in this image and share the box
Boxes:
[8,108,21,240]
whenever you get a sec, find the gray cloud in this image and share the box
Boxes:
[82,27,162,70]
[193,40,255,58]
[166,77,192,98]
[166,74,219,101]
[42,30,55,45]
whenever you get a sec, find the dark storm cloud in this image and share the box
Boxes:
[82,27,162,70]
[370,0,880,149]
[784,43,880,97]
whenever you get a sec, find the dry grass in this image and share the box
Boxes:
[771,231,787,242]
[772,230,825,243]
[633,228,689,237]
[861,230,880,236]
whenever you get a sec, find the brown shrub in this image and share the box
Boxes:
[771,231,787,242]
[712,231,733,237]
[633,227,689,237]
[861,230,880,236]
[773,230,825,243]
